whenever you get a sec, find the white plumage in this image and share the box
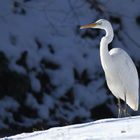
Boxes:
[80,19,139,114]
[107,48,139,110]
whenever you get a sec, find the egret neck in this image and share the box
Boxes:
[100,25,114,70]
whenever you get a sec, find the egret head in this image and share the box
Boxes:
[80,19,111,30]
[80,19,114,43]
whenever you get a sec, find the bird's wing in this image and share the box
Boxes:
[109,48,139,110]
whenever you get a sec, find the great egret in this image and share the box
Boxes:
[80,19,139,117]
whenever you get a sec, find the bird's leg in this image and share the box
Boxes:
[118,98,122,118]
[123,93,127,117]
[123,93,130,117]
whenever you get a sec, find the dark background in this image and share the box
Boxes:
[0,0,140,137]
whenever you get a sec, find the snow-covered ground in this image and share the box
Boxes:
[0,0,140,136]
[2,116,140,140]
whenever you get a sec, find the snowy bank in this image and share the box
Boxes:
[2,115,140,140]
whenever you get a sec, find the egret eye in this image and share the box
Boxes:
[98,22,102,25]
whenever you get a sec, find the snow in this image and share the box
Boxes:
[2,116,140,140]
[0,97,19,129]
[26,93,55,120]
[29,72,41,92]
[0,0,140,135]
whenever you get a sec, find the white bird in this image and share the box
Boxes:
[80,19,139,117]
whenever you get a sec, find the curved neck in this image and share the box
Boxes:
[104,25,114,44]
[100,26,114,70]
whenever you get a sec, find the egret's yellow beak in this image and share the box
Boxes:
[80,23,97,29]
